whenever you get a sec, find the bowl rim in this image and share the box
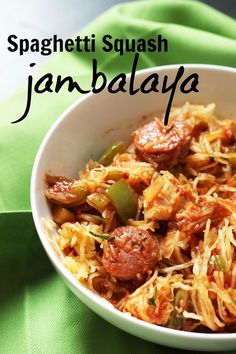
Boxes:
[31,63,236,341]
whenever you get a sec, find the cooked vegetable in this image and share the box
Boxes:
[78,213,104,224]
[174,289,184,307]
[209,255,227,272]
[105,170,127,181]
[143,172,191,221]
[167,309,183,330]
[70,185,89,202]
[89,231,114,240]
[52,206,76,224]
[214,255,227,272]
[107,179,138,222]
[99,141,125,166]
[228,155,236,167]
[167,289,186,329]
[87,193,110,212]
[149,288,157,306]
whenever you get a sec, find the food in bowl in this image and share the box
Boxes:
[44,102,236,333]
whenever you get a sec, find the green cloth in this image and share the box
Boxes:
[1,0,236,353]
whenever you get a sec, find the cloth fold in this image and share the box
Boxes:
[1,0,236,352]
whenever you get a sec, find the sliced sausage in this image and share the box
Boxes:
[133,118,191,168]
[102,226,160,280]
[45,175,88,207]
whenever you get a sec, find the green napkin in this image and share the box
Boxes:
[1,0,236,353]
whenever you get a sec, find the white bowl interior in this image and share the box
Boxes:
[31,65,236,351]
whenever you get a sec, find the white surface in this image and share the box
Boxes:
[31,64,236,351]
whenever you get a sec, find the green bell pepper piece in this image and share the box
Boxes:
[107,179,138,223]
[99,141,125,166]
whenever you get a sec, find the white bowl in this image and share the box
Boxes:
[31,64,236,351]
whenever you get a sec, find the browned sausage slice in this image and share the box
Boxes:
[102,226,160,280]
[133,118,191,168]
[45,175,88,207]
